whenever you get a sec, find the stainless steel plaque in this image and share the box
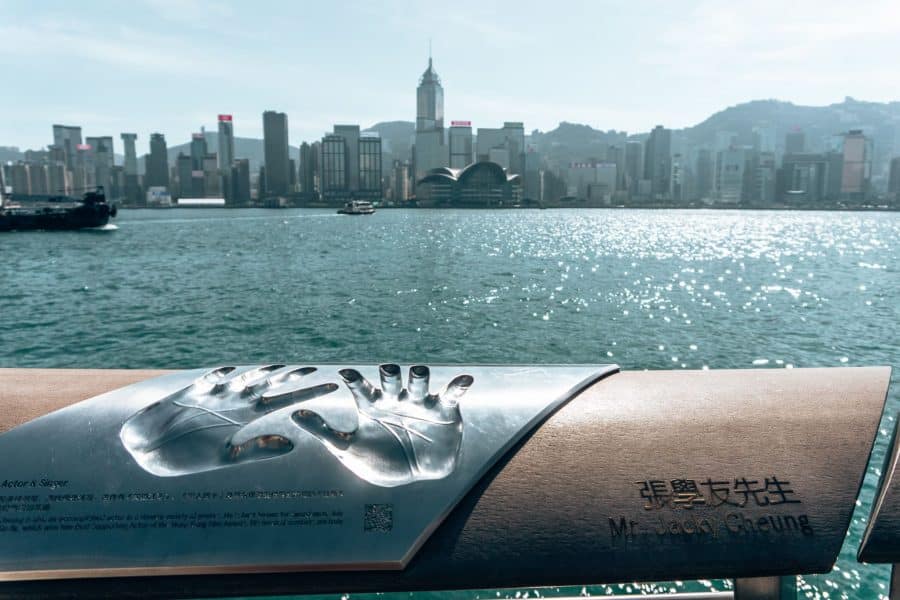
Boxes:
[0,363,616,580]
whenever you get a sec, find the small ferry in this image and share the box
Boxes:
[0,187,117,232]
[337,200,376,215]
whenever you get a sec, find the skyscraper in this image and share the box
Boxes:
[358,133,382,200]
[321,133,347,200]
[217,115,235,170]
[262,111,290,196]
[888,157,900,201]
[643,125,672,199]
[333,125,360,191]
[52,124,82,169]
[231,159,251,207]
[121,133,138,175]
[449,121,473,168]
[146,133,170,189]
[624,141,643,192]
[86,136,114,193]
[176,153,193,199]
[121,133,141,205]
[839,130,871,201]
[416,57,444,132]
[190,133,207,170]
[299,142,317,195]
[414,56,448,180]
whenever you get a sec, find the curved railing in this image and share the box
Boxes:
[0,366,894,600]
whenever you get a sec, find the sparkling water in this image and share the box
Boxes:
[2,208,898,598]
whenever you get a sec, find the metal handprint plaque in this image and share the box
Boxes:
[0,364,616,579]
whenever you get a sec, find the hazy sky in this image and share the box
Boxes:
[1,0,898,151]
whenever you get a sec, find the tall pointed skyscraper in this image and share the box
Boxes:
[414,53,448,180]
[416,56,444,132]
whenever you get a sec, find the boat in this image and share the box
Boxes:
[337,200,376,215]
[0,187,117,232]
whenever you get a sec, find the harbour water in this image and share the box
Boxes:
[1,208,898,598]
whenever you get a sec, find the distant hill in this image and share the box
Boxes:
[680,97,900,149]
[367,121,414,163]
[529,98,900,163]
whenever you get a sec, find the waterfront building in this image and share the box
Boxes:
[476,122,525,174]
[217,115,235,171]
[416,161,522,207]
[299,142,318,196]
[319,126,383,203]
[47,162,67,196]
[888,157,900,201]
[175,153,194,199]
[606,145,626,191]
[391,160,409,202]
[714,147,750,204]
[321,134,347,201]
[839,130,871,202]
[785,129,806,154]
[203,154,220,197]
[643,125,672,199]
[670,154,684,202]
[523,146,543,202]
[10,163,32,195]
[695,148,714,201]
[86,136,114,194]
[190,133,207,170]
[624,140,643,193]
[752,152,777,205]
[120,133,141,205]
[27,163,49,195]
[231,158,252,207]
[334,125,361,191]
[414,57,448,180]
[358,132,382,201]
[780,153,829,204]
[449,121,474,169]
[593,163,618,203]
[51,124,82,169]
[146,133,170,189]
[262,110,290,196]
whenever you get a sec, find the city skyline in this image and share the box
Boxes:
[2,0,900,150]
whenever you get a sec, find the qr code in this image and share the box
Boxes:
[364,504,393,532]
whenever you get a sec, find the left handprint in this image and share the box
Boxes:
[120,365,339,476]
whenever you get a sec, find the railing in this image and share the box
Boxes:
[0,366,894,600]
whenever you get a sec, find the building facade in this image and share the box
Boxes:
[416,162,522,207]
[217,115,235,171]
[414,57,447,180]
[146,133,170,189]
[263,110,291,196]
[449,121,473,169]
[644,125,672,199]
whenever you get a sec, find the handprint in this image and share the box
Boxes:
[293,364,474,487]
[120,365,339,476]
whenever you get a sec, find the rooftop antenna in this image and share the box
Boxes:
[428,38,432,68]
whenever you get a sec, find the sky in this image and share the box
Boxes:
[1,0,899,152]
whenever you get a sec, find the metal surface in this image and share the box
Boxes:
[858,417,900,563]
[0,363,616,580]
[0,366,889,599]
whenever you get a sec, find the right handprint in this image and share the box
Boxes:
[292,364,474,487]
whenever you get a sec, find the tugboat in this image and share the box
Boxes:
[0,187,117,232]
[337,200,376,215]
